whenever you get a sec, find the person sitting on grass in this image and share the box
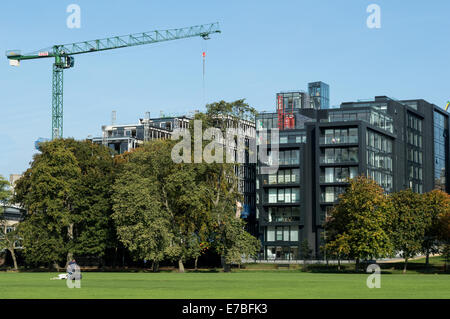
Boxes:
[50,259,82,280]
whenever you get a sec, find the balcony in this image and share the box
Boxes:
[319,156,358,164]
[319,136,358,145]
[319,175,351,184]
[263,198,301,205]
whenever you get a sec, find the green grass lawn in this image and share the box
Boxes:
[0,271,449,299]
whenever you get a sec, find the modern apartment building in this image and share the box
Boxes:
[255,83,450,260]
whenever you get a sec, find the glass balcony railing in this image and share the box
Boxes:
[319,136,358,145]
[320,193,339,203]
[319,175,352,183]
[319,156,358,164]
[264,197,301,204]
[267,215,301,223]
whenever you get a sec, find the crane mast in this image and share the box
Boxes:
[6,22,221,139]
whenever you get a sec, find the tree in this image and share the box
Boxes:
[390,189,429,274]
[194,100,260,272]
[0,176,20,270]
[323,233,350,271]
[421,190,450,267]
[0,217,21,270]
[0,175,10,203]
[112,163,172,271]
[111,100,260,272]
[112,140,211,272]
[218,215,260,270]
[299,239,312,265]
[14,139,116,268]
[324,176,393,272]
[437,204,450,271]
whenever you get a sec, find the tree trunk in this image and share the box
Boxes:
[178,259,185,273]
[221,255,231,272]
[403,257,408,274]
[66,223,74,266]
[355,258,360,272]
[113,247,117,268]
[425,250,430,268]
[338,257,341,271]
[52,261,61,271]
[152,262,159,272]
[9,248,18,270]
[194,256,198,271]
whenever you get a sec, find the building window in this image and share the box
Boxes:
[268,189,277,203]
[321,147,358,164]
[267,188,300,203]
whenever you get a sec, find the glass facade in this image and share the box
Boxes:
[267,188,300,204]
[267,207,301,222]
[260,149,300,166]
[320,166,358,183]
[327,108,393,133]
[277,92,309,111]
[308,82,330,109]
[320,147,358,164]
[265,246,299,260]
[266,226,299,242]
[256,112,313,133]
[256,92,449,260]
[320,127,358,144]
[321,186,346,203]
[406,113,424,193]
[263,168,300,185]
[366,129,393,192]
[434,111,447,191]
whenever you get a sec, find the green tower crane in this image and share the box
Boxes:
[6,22,221,139]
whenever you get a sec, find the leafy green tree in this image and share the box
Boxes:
[0,175,10,203]
[390,189,429,274]
[324,176,394,271]
[112,163,172,271]
[14,139,116,268]
[0,176,20,270]
[0,219,20,270]
[300,239,312,265]
[112,140,211,272]
[217,215,260,270]
[323,233,350,271]
[112,100,260,272]
[437,204,450,271]
[421,190,450,267]
[194,100,260,271]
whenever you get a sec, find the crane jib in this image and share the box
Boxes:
[4,22,221,140]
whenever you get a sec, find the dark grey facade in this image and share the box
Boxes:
[256,93,450,260]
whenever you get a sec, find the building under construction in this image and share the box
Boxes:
[90,113,257,228]
[90,114,190,154]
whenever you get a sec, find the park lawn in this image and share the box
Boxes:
[0,271,449,299]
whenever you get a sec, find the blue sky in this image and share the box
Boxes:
[1,0,450,179]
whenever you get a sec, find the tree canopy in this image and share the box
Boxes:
[324,176,393,270]
[14,139,116,267]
